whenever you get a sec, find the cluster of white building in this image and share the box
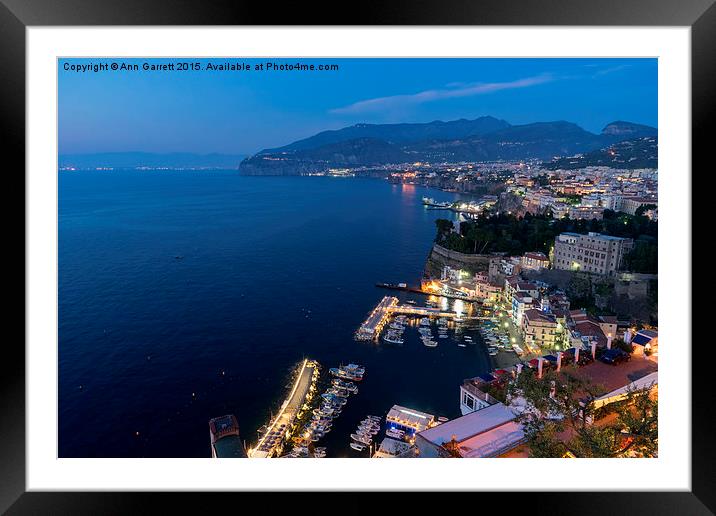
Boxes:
[507,166,658,220]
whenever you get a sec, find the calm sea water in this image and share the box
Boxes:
[59,171,491,457]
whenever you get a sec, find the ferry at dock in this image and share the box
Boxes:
[422,197,452,209]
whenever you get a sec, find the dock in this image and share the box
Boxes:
[248,359,319,458]
[376,282,482,303]
[356,295,456,341]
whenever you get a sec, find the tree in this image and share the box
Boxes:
[635,203,658,217]
[506,369,658,458]
[566,275,594,308]
[507,369,599,457]
[434,219,454,241]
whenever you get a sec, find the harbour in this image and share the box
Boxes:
[356,295,457,341]
[59,172,492,458]
[248,359,319,458]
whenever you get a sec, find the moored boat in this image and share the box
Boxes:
[351,433,372,445]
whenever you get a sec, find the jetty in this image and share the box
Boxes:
[376,282,481,303]
[356,296,456,341]
[248,359,319,458]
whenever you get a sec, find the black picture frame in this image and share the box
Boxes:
[1,0,710,513]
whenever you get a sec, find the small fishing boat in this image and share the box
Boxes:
[350,442,366,451]
[351,433,371,445]
[383,333,405,345]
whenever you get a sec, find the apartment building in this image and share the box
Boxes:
[553,232,633,275]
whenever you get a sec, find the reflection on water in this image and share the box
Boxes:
[58,172,491,458]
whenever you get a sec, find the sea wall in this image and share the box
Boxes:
[425,243,492,277]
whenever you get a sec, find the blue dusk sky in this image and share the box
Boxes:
[58,58,657,155]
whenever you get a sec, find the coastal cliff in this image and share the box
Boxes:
[424,243,493,278]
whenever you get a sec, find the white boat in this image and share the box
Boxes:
[458,343,467,348]
[383,333,404,345]
[423,339,438,347]
[350,442,366,451]
[342,363,365,375]
[351,433,371,445]
[420,318,430,326]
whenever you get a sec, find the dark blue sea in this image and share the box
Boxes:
[59,171,492,457]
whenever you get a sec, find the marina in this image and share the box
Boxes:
[248,359,319,458]
[59,173,495,458]
[356,295,458,341]
[282,363,365,457]
[421,196,496,215]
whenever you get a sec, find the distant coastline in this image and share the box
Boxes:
[58,152,246,171]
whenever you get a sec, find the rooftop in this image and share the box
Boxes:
[387,405,435,431]
[374,437,415,458]
[523,309,557,325]
[457,421,525,458]
[417,403,518,446]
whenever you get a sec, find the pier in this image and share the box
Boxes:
[356,296,456,341]
[248,359,319,458]
[376,282,483,303]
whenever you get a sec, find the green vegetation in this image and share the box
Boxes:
[561,194,582,206]
[635,203,657,217]
[507,369,658,458]
[534,173,550,186]
[434,209,657,273]
[622,237,658,274]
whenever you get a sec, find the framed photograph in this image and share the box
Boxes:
[3,0,710,512]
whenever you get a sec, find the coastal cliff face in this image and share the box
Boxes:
[424,243,493,278]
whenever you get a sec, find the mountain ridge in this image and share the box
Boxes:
[240,117,657,175]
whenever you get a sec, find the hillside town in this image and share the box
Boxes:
[209,158,659,460]
[353,160,659,459]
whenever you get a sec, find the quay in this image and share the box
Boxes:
[376,282,483,303]
[248,359,319,458]
[356,295,456,341]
